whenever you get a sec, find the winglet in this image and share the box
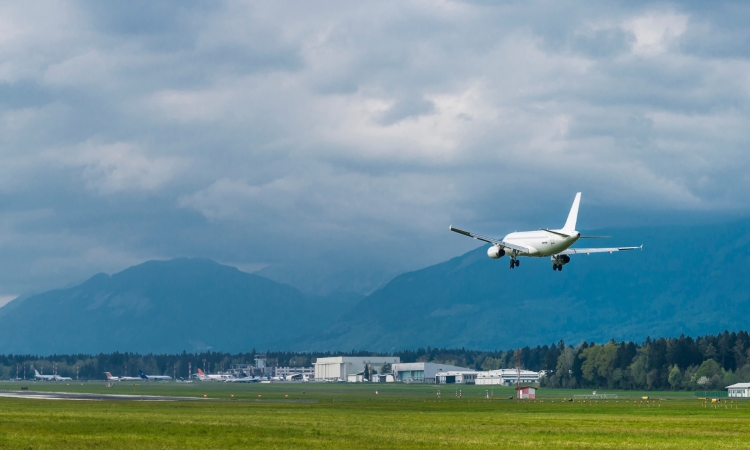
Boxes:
[449,226,472,238]
[563,192,581,232]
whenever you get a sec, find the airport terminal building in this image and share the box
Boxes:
[392,362,474,383]
[314,356,400,381]
[475,369,541,386]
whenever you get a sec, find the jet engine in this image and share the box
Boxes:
[487,246,506,259]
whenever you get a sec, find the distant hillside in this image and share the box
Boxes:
[300,220,750,351]
[0,258,355,354]
[2,221,750,355]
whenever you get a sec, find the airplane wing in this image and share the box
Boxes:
[449,226,530,254]
[559,245,641,255]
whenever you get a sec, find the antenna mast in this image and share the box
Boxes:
[515,349,521,398]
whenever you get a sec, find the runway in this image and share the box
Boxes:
[0,390,319,402]
[0,390,208,401]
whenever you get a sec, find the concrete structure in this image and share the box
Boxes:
[372,374,395,383]
[436,371,479,385]
[270,366,314,378]
[726,383,750,397]
[392,362,473,383]
[516,386,536,399]
[475,369,541,386]
[314,356,400,381]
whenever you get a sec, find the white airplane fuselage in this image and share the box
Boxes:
[494,230,580,258]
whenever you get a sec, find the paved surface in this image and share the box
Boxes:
[0,390,208,401]
[0,390,319,403]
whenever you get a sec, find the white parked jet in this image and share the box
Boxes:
[450,192,641,271]
[196,368,231,381]
[139,370,172,381]
[104,372,141,382]
[34,369,72,381]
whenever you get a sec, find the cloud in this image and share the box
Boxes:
[623,11,688,57]
[0,0,749,295]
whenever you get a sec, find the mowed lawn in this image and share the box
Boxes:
[0,383,748,449]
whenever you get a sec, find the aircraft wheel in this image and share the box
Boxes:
[515,259,520,267]
[558,265,563,271]
[552,264,558,271]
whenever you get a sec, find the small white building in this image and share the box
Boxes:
[726,383,750,398]
[516,386,536,399]
[436,371,479,385]
[475,369,541,386]
[313,356,400,381]
[392,362,474,383]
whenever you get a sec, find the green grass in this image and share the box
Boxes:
[0,382,747,449]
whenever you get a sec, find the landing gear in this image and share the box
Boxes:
[515,259,520,267]
[552,264,558,271]
[552,263,564,271]
[509,258,520,269]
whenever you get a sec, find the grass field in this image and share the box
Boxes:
[0,382,747,449]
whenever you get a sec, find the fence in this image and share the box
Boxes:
[694,391,727,397]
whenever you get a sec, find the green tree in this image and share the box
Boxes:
[667,365,682,390]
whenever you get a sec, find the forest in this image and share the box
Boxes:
[0,330,747,390]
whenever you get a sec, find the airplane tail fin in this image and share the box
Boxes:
[197,368,205,375]
[139,370,147,379]
[34,369,41,376]
[104,372,112,379]
[563,192,581,232]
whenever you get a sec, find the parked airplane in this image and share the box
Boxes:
[450,192,641,271]
[34,369,72,381]
[138,370,172,381]
[225,375,260,383]
[104,372,141,382]
[196,368,231,381]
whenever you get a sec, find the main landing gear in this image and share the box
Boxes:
[552,264,563,271]
[509,259,520,269]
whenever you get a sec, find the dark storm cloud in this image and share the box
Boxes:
[0,0,749,297]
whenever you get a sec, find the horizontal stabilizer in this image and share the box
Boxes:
[540,228,571,238]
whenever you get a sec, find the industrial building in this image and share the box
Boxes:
[435,371,478,384]
[726,383,750,397]
[313,356,400,381]
[392,362,474,383]
[475,369,541,386]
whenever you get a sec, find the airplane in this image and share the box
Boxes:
[450,192,641,271]
[34,369,72,381]
[139,370,172,381]
[196,368,231,381]
[224,375,260,383]
[104,372,141,382]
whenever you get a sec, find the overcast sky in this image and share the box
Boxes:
[1,0,749,298]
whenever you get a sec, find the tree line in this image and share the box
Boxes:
[0,330,748,390]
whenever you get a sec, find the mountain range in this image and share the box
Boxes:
[1,220,749,354]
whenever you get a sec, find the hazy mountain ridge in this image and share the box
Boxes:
[298,220,750,351]
[1,220,750,355]
[0,258,352,354]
